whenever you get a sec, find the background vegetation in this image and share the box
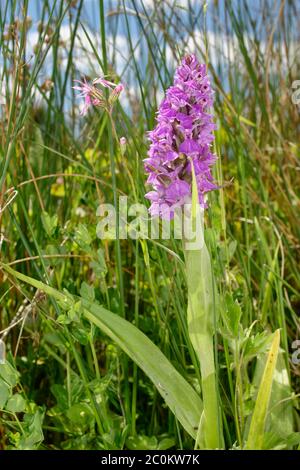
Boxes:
[0,0,299,450]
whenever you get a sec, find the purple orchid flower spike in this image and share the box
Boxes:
[144,54,217,219]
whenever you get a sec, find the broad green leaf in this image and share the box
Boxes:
[82,298,202,438]
[251,351,294,449]
[246,329,280,449]
[1,263,203,439]
[268,353,294,439]
[186,162,214,341]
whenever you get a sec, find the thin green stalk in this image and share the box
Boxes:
[65,330,106,434]
[131,240,139,435]
[185,244,222,449]
[184,168,223,449]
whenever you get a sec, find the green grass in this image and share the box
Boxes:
[0,0,299,450]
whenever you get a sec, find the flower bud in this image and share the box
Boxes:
[120,137,127,155]
[108,83,124,105]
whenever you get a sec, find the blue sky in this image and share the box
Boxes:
[1,1,297,113]
[25,0,284,35]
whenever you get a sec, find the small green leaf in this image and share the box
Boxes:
[6,393,26,413]
[51,384,69,410]
[57,289,74,311]
[126,435,158,450]
[90,248,107,277]
[66,403,94,429]
[19,409,44,449]
[0,361,20,387]
[243,331,272,361]
[80,282,95,302]
[43,244,66,267]
[74,224,92,249]
[71,325,89,345]
[0,381,11,408]
[68,300,83,322]
[157,436,176,450]
[56,314,71,325]
[221,293,242,338]
[41,211,58,237]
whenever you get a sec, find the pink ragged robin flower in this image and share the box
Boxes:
[73,76,123,115]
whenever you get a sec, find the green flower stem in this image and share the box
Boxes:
[197,336,220,449]
[184,220,222,449]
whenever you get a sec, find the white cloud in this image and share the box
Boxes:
[7,5,297,113]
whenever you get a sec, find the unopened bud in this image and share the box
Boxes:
[109,83,124,105]
[120,137,127,155]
